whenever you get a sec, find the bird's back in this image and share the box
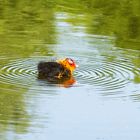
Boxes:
[38,61,71,80]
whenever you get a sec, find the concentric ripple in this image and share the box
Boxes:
[0,55,140,94]
[75,55,140,93]
[0,58,38,88]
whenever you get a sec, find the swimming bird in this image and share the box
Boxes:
[37,58,78,81]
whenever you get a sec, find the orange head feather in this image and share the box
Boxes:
[58,58,78,74]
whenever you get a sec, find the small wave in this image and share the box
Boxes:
[0,55,139,94]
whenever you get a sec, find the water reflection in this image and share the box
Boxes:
[38,77,76,88]
[81,0,140,50]
[0,0,140,140]
[0,85,30,134]
[0,0,56,58]
[0,0,56,138]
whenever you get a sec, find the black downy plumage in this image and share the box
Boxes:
[37,61,71,81]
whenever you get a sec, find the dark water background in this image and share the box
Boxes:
[0,0,140,140]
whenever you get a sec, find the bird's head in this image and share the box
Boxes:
[58,58,78,73]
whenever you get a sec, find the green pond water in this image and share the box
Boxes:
[0,0,140,140]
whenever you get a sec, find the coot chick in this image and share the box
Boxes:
[37,58,78,81]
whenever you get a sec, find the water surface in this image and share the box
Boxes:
[0,1,140,140]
